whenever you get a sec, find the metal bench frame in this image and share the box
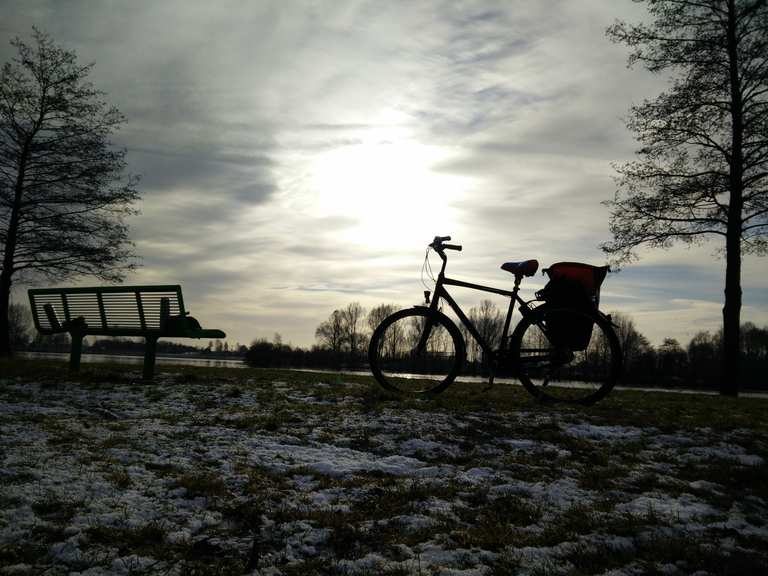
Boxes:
[28,285,226,379]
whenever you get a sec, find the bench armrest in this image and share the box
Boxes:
[192,329,226,339]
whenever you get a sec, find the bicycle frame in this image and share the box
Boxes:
[424,249,536,363]
[369,241,621,402]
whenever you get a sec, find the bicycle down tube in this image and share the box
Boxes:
[429,260,532,360]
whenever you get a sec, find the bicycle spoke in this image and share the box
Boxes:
[369,309,464,394]
[512,306,620,404]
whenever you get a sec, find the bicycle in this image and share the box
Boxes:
[368,236,622,405]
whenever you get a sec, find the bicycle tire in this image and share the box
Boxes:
[509,304,622,405]
[368,307,466,394]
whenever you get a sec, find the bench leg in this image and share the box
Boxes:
[69,332,83,373]
[143,336,158,381]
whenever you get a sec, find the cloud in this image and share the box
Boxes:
[3,0,765,349]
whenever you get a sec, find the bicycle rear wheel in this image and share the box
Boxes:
[510,305,622,405]
[368,308,465,394]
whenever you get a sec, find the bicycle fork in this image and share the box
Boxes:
[415,317,434,355]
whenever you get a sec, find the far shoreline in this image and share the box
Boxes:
[11,352,768,399]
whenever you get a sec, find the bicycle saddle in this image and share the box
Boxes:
[501,259,539,277]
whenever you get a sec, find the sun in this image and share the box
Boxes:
[310,129,467,250]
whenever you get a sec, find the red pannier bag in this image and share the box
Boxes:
[536,262,609,351]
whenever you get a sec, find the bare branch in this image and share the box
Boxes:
[1,29,141,353]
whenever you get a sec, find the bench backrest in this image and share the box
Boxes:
[28,285,186,336]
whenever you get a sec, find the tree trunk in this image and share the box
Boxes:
[722,233,742,396]
[721,0,743,397]
[0,269,12,357]
[0,138,30,357]
[0,189,22,358]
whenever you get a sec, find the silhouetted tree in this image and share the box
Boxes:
[741,322,768,386]
[742,322,768,358]
[8,302,32,348]
[340,302,366,357]
[609,310,652,371]
[473,300,504,349]
[657,338,688,381]
[245,338,280,368]
[367,303,397,333]
[0,29,140,356]
[464,299,503,367]
[603,1,768,396]
[315,309,345,354]
[688,330,721,386]
[368,304,404,361]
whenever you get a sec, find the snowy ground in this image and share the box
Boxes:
[0,366,767,575]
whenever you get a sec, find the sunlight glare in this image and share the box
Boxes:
[311,131,466,250]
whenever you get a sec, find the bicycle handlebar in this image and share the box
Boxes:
[429,236,462,252]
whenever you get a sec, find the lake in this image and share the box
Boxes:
[18,351,247,369]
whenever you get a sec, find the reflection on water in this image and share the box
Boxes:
[19,351,247,370]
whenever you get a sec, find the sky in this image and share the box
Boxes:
[2,0,767,349]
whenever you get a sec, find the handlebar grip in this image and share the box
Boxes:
[438,235,451,242]
[443,244,462,251]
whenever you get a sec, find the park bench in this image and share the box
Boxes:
[28,285,226,380]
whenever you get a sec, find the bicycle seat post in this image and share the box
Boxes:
[500,274,523,353]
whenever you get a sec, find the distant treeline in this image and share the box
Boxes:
[23,333,249,358]
[9,300,768,390]
[245,302,768,391]
[617,322,767,390]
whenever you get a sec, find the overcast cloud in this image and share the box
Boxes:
[3,0,766,348]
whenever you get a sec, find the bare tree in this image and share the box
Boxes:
[0,29,140,356]
[604,1,768,396]
[315,309,345,354]
[8,301,32,348]
[367,303,397,333]
[340,302,365,356]
[472,300,504,350]
[464,299,503,363]
[688,330,721,384]
[742,321,768,359]
[658,337,688,375]
[609,310,652,369]
[368,304,402,359]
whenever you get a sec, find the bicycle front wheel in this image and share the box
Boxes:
[368,308,465,394]
[510,305,622,405]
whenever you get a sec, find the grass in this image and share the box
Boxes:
[0,357,766,575]
[175,470,229,499]
[86,521,168,554]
